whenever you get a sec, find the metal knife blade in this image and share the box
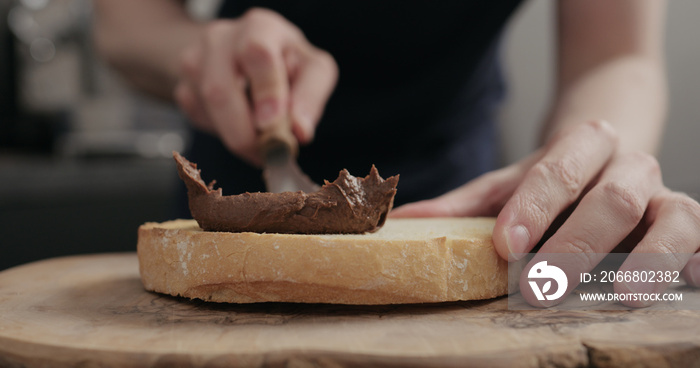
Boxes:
[262,142,319,193]
[259,116,319,193]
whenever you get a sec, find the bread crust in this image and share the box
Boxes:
[137,218,508,304]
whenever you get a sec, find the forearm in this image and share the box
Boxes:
[543,56,667,154]
[93,0,203,100]
[543,0,667,155]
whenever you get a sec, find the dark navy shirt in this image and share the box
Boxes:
[181,1,524,215]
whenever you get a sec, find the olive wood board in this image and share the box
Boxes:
[0,253,699,367]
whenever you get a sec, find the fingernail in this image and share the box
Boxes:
[621,280,658,296]
[507,225,530,260]
[617,279,657,307]
[688,264,700,287]
[301,120,315,143]
[256,99,279,128]
[292,111,314,143]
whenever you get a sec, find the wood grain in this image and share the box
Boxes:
[0,254,699,367]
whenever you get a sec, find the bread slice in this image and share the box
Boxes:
[137,218,508,304]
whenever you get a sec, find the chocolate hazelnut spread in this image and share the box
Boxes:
[173,152,399,234]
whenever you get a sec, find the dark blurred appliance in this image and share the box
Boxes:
[1,0,78,153]
[1,1,21,147]
[1,0,187,157]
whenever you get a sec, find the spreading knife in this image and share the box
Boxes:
[259,116,320,193]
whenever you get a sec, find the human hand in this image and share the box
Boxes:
[174,8,338,165]
[392,120,700,307]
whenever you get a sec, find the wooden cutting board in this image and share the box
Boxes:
[0,254,699,368]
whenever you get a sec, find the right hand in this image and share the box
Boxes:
[174,8,338,165]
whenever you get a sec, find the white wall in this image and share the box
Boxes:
[500,0,700,194]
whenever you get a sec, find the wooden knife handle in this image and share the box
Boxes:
[258,116,298,158]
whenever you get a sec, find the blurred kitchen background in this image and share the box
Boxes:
[1,0,698,270]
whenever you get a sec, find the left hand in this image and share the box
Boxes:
[391,120,700,307]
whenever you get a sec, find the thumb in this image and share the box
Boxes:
[287,47,338,144]
[389,197,464,218]
[390,175,497,218]
[390,166,526,219]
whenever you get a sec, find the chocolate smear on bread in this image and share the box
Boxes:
[173,152,399,234]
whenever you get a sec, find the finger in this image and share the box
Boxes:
[615,191,700,307]
[520,151,663,307]
[179,44,202,82]
[237,33,289,131]
[391,149,545,218]
[287,48,338,144]
[199,23,259,165]
[391,168,521,218]
[174,81,214,133]
[493,120,618,261]
[176,45,214,131]
[682,253,700,288]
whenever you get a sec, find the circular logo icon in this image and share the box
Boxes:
[527,261,568,301]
